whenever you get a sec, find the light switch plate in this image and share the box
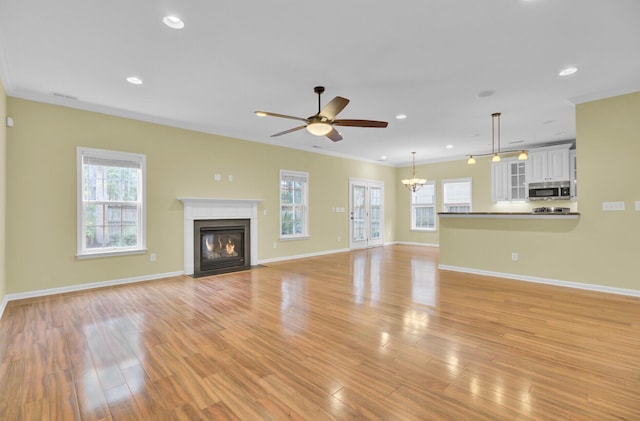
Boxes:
[602,201,625,211]
[635,201,640,211]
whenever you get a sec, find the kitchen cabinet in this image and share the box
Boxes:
[492,158,527,202]
[526,145,571,183]
[569,149,577,199]
[492,161,508,202]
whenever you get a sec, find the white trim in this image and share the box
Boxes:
[259,247,350,264]
[438,264,640,298]
[2,270,184,308]
[394,241,440,248]
[0,297,8,320]
[76,248,147,259]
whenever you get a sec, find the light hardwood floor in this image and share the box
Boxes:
[1,245,639,420]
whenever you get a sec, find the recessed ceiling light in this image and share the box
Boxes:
[396,114,407,120]
[379,155,388,160]
[163,15,185,29]
[559,66,578,76]
[446,144,454,149]
[126,76,143,85]
[477,90,495,98]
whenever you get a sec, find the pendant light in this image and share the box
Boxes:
[466,112,527,164]
[491,112,501,162]
[401,152,427,192]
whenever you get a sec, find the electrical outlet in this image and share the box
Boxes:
[273,242,277,249]
[337,235,341,242]
[150,253,157,262]
[511,252,518,262]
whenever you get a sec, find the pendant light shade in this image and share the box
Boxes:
[401,152,427,192]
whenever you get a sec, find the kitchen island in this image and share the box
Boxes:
[437,210,582,288]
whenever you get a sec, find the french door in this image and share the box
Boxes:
[349,178,384,249]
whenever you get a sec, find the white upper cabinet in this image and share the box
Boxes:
[492,159,527,202]
[491,161,509,202]
[526,145,571,183]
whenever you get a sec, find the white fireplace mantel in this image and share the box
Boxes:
[178,197,262,275]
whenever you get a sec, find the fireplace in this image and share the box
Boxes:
[194,219,250,277]
[178,197,261,277]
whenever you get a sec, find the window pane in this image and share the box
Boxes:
[413,183,434,204]
[79,147,145,255]
[280,171,308,238]
[443,181,471,203]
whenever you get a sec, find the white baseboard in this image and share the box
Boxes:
[0,296,7,321]
[3,270,185,305]
[393,241,440,248]
[259,247,351,264]
[438,264,640,298]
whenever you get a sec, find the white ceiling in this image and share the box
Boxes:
[1,0,639,166]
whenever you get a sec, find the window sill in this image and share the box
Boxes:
[76,248,147,260]
[411,228,436,232]
[279,235,310,241]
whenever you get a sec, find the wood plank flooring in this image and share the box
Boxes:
[1,244,639,420]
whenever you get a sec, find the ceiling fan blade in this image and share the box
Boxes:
[320,96,349,119]
[326,128,343,142]
[271,125,307,137]
[255,111,308,122]
[334,119,389,128]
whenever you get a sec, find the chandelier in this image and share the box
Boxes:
[401,152,427,192]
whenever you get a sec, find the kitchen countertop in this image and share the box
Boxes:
[438,212,580,220]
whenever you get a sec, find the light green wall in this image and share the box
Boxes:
[437,91,640,292]
[6,98,397,294]
[0,79,6,306]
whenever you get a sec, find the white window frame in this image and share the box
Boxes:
[77,147,147,258]
[279,170,309,240]
[442,177,472,212]
[411,180,436,231]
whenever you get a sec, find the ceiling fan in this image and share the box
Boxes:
[254,86,388,142]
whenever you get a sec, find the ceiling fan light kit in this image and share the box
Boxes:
[306,121,333,136]
[254,86,388,142]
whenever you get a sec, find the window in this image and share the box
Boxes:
[77,147,146,257]
[280,170,309,239]
[411,181,436,230]
[442,177,472,212]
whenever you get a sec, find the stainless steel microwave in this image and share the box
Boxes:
[527,181,570,200]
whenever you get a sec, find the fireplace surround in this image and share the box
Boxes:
[178,198,261,276]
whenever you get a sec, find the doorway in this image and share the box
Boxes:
[349,178,384,249]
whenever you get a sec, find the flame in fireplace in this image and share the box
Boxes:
[226,239,236,255]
